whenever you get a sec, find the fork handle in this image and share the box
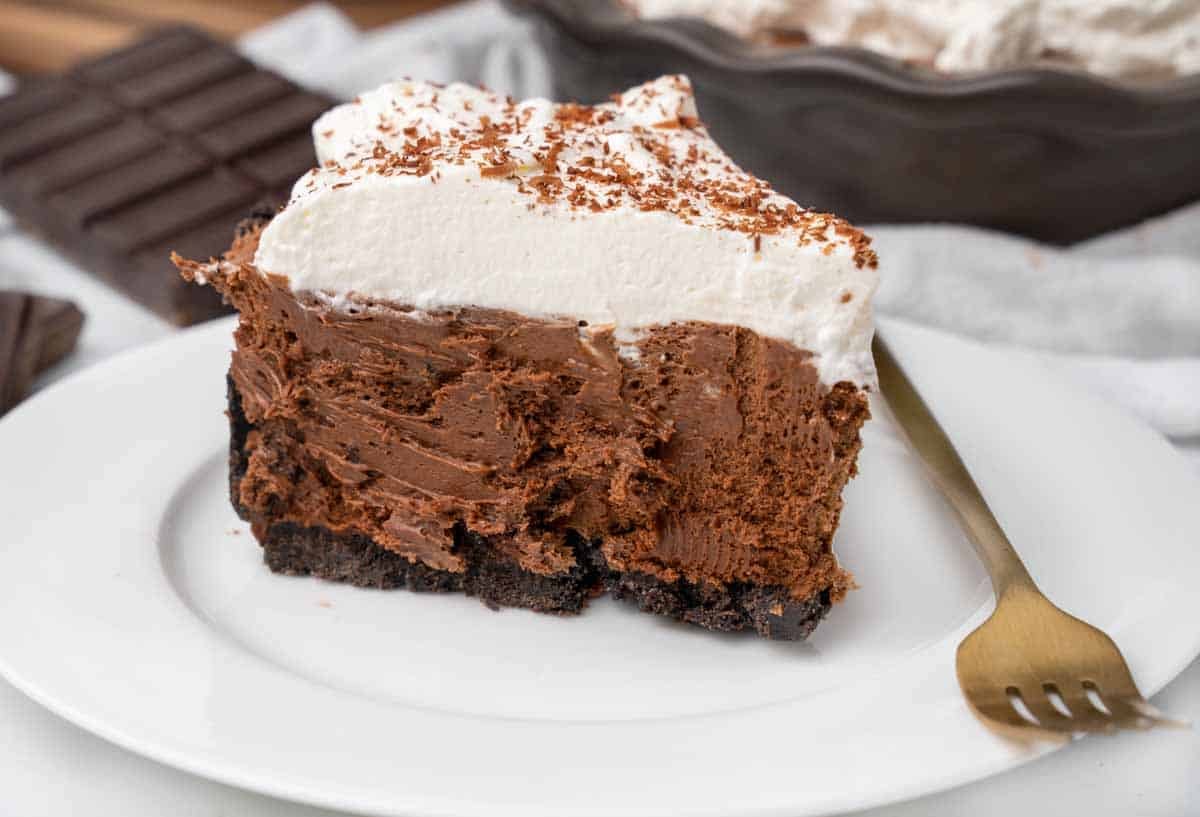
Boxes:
[872,333,1036,597]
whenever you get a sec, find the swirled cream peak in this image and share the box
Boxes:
[254,76,879,387]
[625,0,1200,80]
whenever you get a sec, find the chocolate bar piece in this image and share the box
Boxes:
[0,27,331,325]
[0,291,84,415]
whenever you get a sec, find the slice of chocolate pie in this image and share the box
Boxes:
[177,75,878,640]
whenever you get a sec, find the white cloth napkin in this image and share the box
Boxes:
[239,1,551,102]
[240,1,1200,470]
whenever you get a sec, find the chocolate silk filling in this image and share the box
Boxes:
[189,227,867,606]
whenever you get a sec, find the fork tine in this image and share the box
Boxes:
[1022,689,1121,734]
[1128,699,1191,728]
[1053,695,1119,734]
[967,696,1080,741]
[970,697,1038,731]
[1057,683,1186,732]
[1103,695,1189,730]
[1056,686,1118,734]
[1081,676,1188,728]
[1020,698,1083,732]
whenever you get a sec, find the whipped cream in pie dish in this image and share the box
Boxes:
[624,0,1200,80]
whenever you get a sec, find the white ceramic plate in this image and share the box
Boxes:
[1,316,1198,817]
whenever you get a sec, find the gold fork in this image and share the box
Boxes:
[872,333,1183,737]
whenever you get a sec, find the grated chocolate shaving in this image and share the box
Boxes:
[307,75,877,269]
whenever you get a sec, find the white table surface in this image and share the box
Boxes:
[2,219,1199,817]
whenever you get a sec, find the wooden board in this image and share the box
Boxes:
[0,0,457,73]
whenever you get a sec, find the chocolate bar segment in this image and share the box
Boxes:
[0,27,331,325]
[0,292,84,415]
[0,295,34,414]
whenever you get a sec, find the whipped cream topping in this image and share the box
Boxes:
[625,0,1200,80]
[255,76,879,387]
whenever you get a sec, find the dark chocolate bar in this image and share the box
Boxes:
[0,291,84,415]
[0,27,331,325]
